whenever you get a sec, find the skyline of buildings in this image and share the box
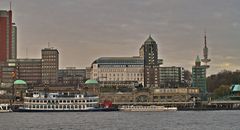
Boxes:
[0,6,209,90]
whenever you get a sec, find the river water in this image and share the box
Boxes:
[0,111,239,130]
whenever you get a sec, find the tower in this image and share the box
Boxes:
[41,48,59,85]
[0,9,12,63]
[192,55,207,100]
[11,23,17,59]
[201,32,211,68]
[142,35,160,88]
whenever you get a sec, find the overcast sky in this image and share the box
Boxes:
[1,0,240,75]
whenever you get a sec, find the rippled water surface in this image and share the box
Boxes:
[0,111,239,130]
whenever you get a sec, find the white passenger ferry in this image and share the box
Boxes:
[17,92,106,112]
[119,105,177,112]
[0,104,12,113]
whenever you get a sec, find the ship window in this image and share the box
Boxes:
[71,100,74,103]
[60,100,62,103]
[63,100,66,103]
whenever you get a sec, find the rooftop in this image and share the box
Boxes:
[14,80,27,85]
[85,79,98,84]
[92,57,144,65]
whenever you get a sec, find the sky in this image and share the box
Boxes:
[1,0,240,75]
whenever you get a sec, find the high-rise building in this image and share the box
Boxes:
[41,48,59,85]
[11,23,17,59]
[192,56,207,98]
[0,9,14,63]
[140,35,161,88]
[0,7,17,82]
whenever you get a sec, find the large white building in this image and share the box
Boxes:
[91,57,144,85]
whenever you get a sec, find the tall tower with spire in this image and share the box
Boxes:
[201,32,211,68]
[140,35,161,88]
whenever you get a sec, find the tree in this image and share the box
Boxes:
[182,70,192,87]
[213,85,230,99]
[207,70,240,92]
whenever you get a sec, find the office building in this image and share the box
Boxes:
[160,66,184,88]
[90,57,144,86]
[140,35,161,88]
[0,10,12,62]
[41,48,59,85]
[0,59,16,84]
[16,59,42,85]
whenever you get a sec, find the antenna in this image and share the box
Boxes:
[204,30,207,47]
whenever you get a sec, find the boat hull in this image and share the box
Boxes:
[14,108,118,112]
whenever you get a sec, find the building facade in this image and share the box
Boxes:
[100,87,199,104]
[11,23,17,59]
[41,48,59,85]
[0,59,16,84]
[192,56,207,98]
[140,36,161,88]
[0,10,12,63]
[0,10,12,81]
[16,59,42,85]
[58,67,86,85]
[160,66,184,88]
[91,57,144,86]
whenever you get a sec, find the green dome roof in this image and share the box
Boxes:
[231,85,240,92]
[85,79,98,84]
[14,80,27,85]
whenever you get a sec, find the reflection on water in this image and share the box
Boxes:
[0,111,239,130]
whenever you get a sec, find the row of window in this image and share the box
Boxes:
[27,99,96,103]
[29,104,94,109]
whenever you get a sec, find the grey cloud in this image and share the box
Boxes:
[1,0,240,74]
